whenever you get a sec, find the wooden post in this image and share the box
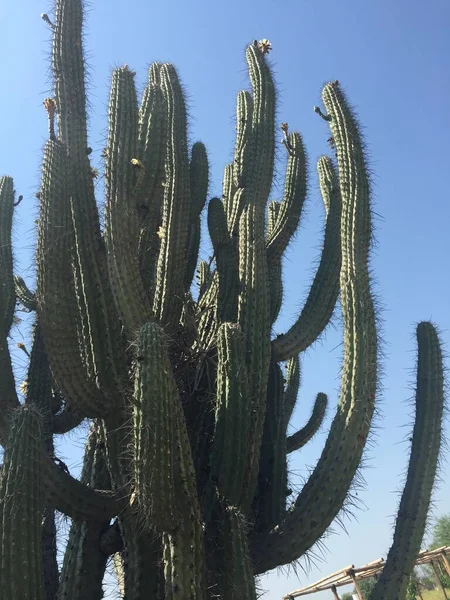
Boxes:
[331,584,341,599]
[347,570,363,600]
[441,551,450,577]
[431,559,449,599]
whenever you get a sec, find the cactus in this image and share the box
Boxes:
[0,2,444,598]
[369,323,445,600]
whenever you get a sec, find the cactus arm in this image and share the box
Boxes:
[221,507,257,600]
[41,507,59,600]
[204,323,250,516]
[131,321,205,597]
[136,72,165,213]
[189,142,209,224]
[242,41,276,207]
[266,131,307,325]
[0,405,46,600]
[44,456,123,522]
[222,162,237,221]
[0,341,18,447]
[208,198,239,323]
[286,392,327,453]
[185,221,202,292]
[197,260,213,301]
[14,275,37,311]
[52,0,88,152]
[233,90,253,188]
[162,329,206,599]
[58,425,111,600]
[255,361,287,531]
[114,513,162,599]
[267,199,281,235]
[52,0,125,401]
[0,177,16,334]
[152,64,191,333]
[24,322,53,412]
[36,140,107,417]
[137,75,167,292]
[132,322,181,533]
[104,66,152,333]
[238,207,271,510]
[272,156,341,361]
[52,404,85,434]
[266,200,283,323]
[237,42,276,509]
[184,142,209,289]
[282,355,301,429]
[23,322,60,599]
[369,322,445,600]
[266,132,308,263]
[163,409,206,599]
[252,82,377,572]
[0,176,19,445]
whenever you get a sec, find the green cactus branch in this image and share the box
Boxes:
[266,131,307,264]
[282,355,301,429]
[152,64,192,333]
[272,156,341,361]
[58,425,112,600]
[104,65,152,334]
[0,405,46,600]
[14,275,37,311]
[36,139,108,418]
[369,322,445,600]
[286,392,327,453]
[132,322,181,533]
[0,177,20,445]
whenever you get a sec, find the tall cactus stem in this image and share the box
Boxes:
[369,322,445,600]
[0,405,46,600]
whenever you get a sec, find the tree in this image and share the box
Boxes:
[432,514,450,548]
[342,593,354,600]
[357,577,376,599]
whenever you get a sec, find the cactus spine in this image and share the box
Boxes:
[0,3,445,599]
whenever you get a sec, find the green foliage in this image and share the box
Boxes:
[0,2,445,598]
[406,578,418,600]
[358,577,377,598]
[342,593,354,600]
[432,514,450,549]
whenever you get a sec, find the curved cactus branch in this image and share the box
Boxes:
[272,156,341,361]
[369,322,445,600]
[266,131,307,264]
[45,457,124,522]
[14,275,37,311]
[286,392,327,453]
[58,425,112,600]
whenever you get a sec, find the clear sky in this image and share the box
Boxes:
[1,0,449,598]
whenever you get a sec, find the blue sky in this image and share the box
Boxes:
[1,0,449,598]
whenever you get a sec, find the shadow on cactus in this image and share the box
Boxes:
[0,1,445,599]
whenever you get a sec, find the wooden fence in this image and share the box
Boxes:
[282,546,450,599]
